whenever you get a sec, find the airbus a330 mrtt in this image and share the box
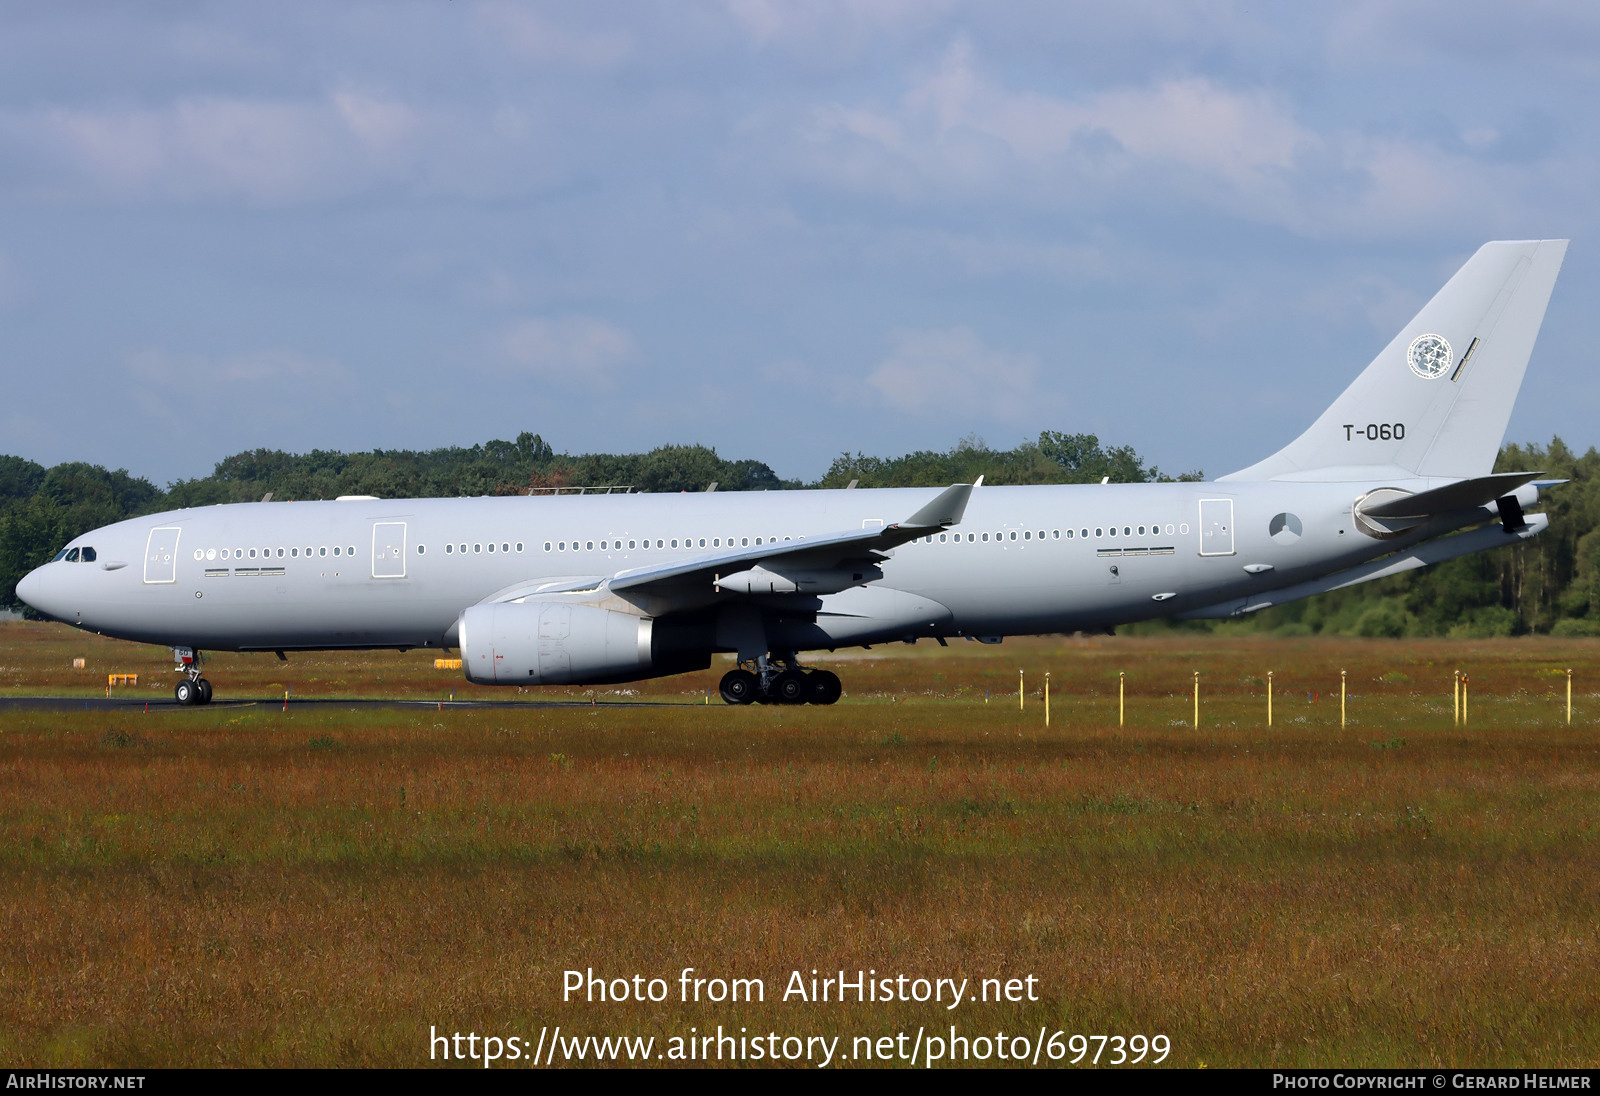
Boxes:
[18,240,1568,705]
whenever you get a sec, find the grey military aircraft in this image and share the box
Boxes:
[18,240,1568,706]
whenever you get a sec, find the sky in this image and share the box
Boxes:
[2,1,1598,488]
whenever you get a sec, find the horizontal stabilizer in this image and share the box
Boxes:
[1358,471,1544,519]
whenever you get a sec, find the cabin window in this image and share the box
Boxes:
[671,539,678,548]
[516,542,523,552]
[699,538,706,547]
[1123,526,1131,536]
[541,543,549,552]
[558,542,565,551]
[320,547,327,557]
[1166,524,1175,535]
[1138,526,1145,535]
[487,543,495,554]
[1065,530,1073,539]
[473,543,482,554]
[292,547,300,557]
[333,547,341,557]
[503,543,510,553]
[586,541,594,551]
[1095,528,1103,538]
[417,545,425,555]
[1010,531,1017,541]
[278,548,285,557]
[981,533,989,542]
[629,540,636,549]
[741,538,749,546]
[1179,523,1189,534]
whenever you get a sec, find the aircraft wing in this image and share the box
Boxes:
[480,479,979,605]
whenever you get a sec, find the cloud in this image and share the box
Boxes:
[488,316,637,387]
[118,348,356,441]
[722,0,953,53]
[474,3,632,68]
[126,347,352,391]
[0,90,426,204]
[799,40,1307,199]
[867,326,1038,419]
[787,37,1572,238]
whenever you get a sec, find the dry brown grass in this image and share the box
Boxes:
[1,622,1598,1067]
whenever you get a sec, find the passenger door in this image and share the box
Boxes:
[1198,499,1235,556]
[371,522,408,579]
[143,527,181,584]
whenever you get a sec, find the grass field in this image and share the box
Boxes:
[1,620,1597,1068]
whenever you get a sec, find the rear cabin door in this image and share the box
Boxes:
[371,522,408,578]
[1198,499,1235,556]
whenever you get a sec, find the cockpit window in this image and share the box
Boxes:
[52,548,68,562]
[80,547,96,562]
[64,548,80,562]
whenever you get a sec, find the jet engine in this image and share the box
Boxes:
[457,601,709,686]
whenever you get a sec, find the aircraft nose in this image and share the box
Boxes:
[15,563,60,619]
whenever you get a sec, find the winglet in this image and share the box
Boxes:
[899,481,977,531]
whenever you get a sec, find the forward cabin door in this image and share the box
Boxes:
[143,527,181,584]
[371,522,408,578]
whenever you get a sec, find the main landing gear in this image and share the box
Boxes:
[172,646,214,706]
[719,655,842,706]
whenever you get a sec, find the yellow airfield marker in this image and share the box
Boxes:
[1019,669,1025,712]
[1193,671,1200,729]
[1567,669,1573,724]
[1267,671,1273,727]
[1341,669,1347,728]
[1119,672,1125,727]
[1044,672,1051,727]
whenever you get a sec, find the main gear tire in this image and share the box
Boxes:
[719,669,758,705]
[807,670,843,705]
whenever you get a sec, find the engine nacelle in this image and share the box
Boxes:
[458,601,711,686]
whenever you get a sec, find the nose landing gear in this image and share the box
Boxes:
[172,647,213,706]
[718,654,842,706]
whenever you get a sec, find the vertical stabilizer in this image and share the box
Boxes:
[1221,240,1567,482]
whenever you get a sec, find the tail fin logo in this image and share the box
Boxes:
[1407,333,1453,380]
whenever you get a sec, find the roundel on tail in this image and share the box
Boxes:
[1407,333,1453,380]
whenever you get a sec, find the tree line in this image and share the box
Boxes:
[2,432,1594,639]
